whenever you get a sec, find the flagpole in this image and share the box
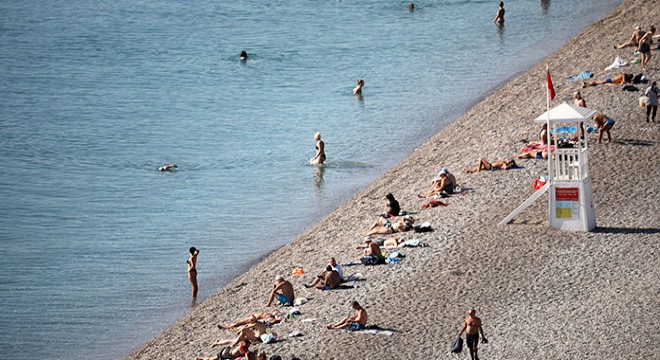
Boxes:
[546,65,553,184]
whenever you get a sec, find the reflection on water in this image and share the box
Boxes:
[314,165,325,195]
[541,0,551,14]
[496,22,505,46]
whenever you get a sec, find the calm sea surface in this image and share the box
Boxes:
[0,0,621,358]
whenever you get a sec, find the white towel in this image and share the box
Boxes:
[605,56,628,71]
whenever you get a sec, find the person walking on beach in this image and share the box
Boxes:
[187,247,199,299]
[327,301,368,330]
[637,26,655,71]
[592,113,616,144]
[645,81,658,123]
[266,275,295,306]
[458,309,488,360]
[493,1,505,23]
[310,132,326,165]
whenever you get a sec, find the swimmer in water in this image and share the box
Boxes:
[408,3,414,11]
[352,79,365,95]
[240,50,248,61]
[159,164,178,172]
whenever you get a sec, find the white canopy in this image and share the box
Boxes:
[533,102,597,124]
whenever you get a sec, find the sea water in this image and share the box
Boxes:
[0,0,621,358]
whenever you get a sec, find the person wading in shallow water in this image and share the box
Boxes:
[458,309,488,360]
[187,247,199,299]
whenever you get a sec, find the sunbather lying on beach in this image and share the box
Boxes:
[582,73,633,87]
[360,215,415,237]
[217,310,283,330]
[197,341,250,360]
[517,150,548,160]
[464,158,518,173]
[327,301,368,330]
[304,265,341,290]
[418,168,457,198]
[213,322,276,347]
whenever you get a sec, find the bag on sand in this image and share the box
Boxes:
[451,336,463,353]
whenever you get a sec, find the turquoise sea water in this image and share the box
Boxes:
[0,1,621,359]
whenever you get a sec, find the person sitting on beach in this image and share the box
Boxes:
[352,79,365,95]
[418,168,457,198]
[304,265,341,290]
[197,340,250,360]
[592,113,616,144]
[240,50,248,61]
[217,310,284,330]
[159,164,177,172]
[357,237,385,265]
[493,1,505,23]
[361,215,415,237]
[327,301,368,330]
[266,275,295,307]
[383,192,401,218]
[304,258,344,288]
[582,73,633,88]
[464,158,518,173]
[310,131,326,164]
[613,26,646,49]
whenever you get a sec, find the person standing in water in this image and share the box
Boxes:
[240,50,248,61]
[352,79,365,95]
[493,1,505,23]
[310,132,326,165]
[187,247,199,299]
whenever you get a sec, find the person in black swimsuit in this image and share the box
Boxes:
[383,193,400,218]
[187,247,199,299]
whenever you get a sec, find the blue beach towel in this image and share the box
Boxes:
[567,71,594,83]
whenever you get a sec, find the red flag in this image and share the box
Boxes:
[546,69,556,101]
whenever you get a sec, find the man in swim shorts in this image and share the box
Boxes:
[592,113,615,144]
[326,301,368,330]
[266,275,295,306]
[458,309,488,360]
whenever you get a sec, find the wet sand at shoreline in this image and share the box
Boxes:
[127,1,659,358]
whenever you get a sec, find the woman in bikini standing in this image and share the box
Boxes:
[310,132,326,165]
[187,247,200,299]
[637,26,655,71]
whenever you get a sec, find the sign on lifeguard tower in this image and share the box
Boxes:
[500,102,597,231]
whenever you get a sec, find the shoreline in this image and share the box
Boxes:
[128,0,659,358]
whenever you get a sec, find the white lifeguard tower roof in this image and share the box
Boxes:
[533,102,597,124]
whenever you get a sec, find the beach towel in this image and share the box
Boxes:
[398,239,421,247]
[604,56,628,71]
[451,336,464,353]
[567,70,594,83]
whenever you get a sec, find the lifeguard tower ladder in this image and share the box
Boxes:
[500,102,597,231]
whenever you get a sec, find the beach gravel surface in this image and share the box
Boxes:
[127,0,659,358]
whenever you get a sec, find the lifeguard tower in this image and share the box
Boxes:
[500,102,597,231]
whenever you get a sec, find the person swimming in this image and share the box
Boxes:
[240,50,248,61]
[159,164,178,172]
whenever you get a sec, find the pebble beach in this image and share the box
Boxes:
[127,0,659,359]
